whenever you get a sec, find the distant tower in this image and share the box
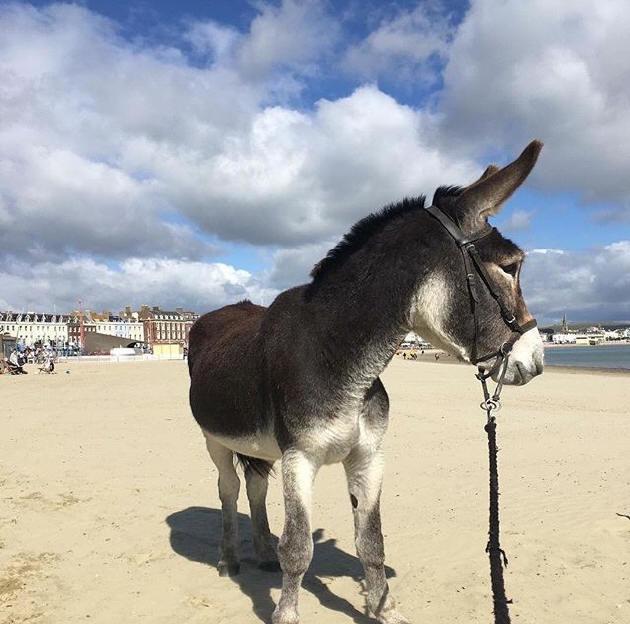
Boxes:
[78,299,86,354]
[561,313,568,333]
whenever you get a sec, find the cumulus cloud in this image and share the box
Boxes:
[1,0,629,320]
[342,3,453,84]
[440,0,630,219]
[522,242,630,323]
[236,0,339,80]
[0,2,475,260]
[0,257,277,313]
[501,209,534,233]
[267,240,335,290]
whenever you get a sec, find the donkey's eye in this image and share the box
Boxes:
[500,262,519,277]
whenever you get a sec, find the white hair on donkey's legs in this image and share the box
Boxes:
[272,449,318,624]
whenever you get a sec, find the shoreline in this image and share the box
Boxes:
[396,351,630,375]
[543,341,630,348]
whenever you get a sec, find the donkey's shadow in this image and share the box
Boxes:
[166,506,396,623]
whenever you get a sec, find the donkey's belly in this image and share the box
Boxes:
[202,428,282,461]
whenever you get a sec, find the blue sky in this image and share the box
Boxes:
[1,0,629,322]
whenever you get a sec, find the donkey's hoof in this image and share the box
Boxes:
[377,610,410,624]
[272,606,299,624]
[217,561,240,577]
[258,560,281,572]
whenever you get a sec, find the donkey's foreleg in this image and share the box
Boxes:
[344,447,409,624]
[245,467,280,571]
[205,437,241,577]
[272,450,318,624]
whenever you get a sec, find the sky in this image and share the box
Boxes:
[0,0,629,324]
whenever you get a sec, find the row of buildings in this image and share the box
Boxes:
[0,306,199,352]
[539,314,630,345]
[544,328,630,345]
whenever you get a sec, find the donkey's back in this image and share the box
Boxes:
[188,299,268,439]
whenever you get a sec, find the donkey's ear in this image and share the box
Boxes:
[460,140,543,217]
[476,164,500,183]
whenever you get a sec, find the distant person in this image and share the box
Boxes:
[8,348,27,374]
[183,346,188,360]
[39,350,56,374]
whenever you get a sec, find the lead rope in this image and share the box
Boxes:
[476,359,513,624]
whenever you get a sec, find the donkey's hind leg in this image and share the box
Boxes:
[205,437,241,576]
[344,446,409,624]
[244,464,280,571]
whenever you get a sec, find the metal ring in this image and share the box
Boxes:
[480,398,502,412]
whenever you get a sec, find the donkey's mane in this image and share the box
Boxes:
[309,186,465,284]
[310,196,426,282]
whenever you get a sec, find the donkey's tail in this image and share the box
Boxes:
[235,453,275,478]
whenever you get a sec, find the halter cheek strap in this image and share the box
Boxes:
[424,204,537,366]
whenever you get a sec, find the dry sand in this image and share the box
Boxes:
[1,358,629,624]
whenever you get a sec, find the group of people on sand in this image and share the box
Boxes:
[2,345,56,375]
[396,349,449,361]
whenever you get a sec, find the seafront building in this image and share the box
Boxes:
[552,332,577,344]
[0,312,70,346]
[138,306,199,357]
[67,312,145,347]
[0,305,197,353]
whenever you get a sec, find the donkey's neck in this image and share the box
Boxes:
[306,218,427,394]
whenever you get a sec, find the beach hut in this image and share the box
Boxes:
[152,342,183,359]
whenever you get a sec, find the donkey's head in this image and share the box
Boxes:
[412,140,544,385]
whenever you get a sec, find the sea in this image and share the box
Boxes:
[544,344,630,371]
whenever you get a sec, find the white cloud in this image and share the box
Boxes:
[0,1,476,265]
[501,209,533,232]
[267,240,335,289]
[522,241,630,322]
[2,0,629,322]
[440,0,630,219]
[184,20,240,61]
[236,0,339,80]
[342,3,452,84]
[0,257,277,313]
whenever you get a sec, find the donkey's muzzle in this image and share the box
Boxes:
[494,327,544,386]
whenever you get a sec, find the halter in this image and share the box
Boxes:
[427,204,538,624]
[425,204,537,405]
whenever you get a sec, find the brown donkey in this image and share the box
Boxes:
[188,140,545,624]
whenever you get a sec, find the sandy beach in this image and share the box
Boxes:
[1,358,629,624]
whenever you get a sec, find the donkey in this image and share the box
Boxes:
[188,140,545,624]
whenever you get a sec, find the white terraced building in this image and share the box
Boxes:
[0,312,70,346]
[66,313,145,347]
[94,317,145,342]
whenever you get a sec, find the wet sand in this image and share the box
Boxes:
[1,358,629,624]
